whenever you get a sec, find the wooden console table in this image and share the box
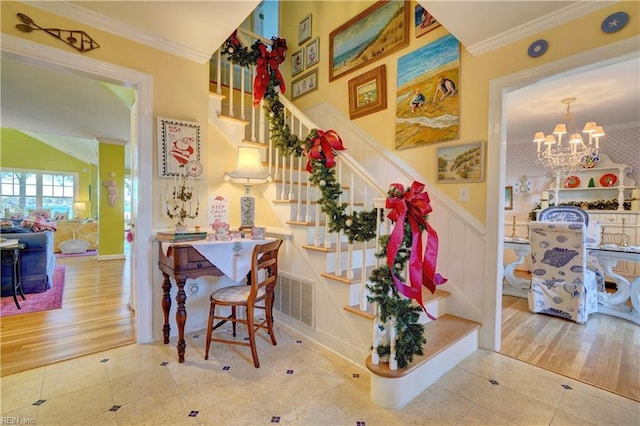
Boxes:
[157,238,271,362]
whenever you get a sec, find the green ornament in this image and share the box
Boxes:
[588,177,595,187]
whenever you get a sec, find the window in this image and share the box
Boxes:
[1,169,77,217]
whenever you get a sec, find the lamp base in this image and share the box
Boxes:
[240,194,255,229]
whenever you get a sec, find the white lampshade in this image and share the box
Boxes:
[582,121,597,133]
[73,201,87,212]
[553,124,567,135]
[533,132,546,142]
[224,147,271,185]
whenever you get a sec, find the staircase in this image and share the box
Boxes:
[208,38,482,408]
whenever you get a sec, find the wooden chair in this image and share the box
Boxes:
[205,239,282,367]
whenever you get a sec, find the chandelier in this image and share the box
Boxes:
[533,97,605,180]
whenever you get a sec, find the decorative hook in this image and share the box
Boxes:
[15,13,100,53]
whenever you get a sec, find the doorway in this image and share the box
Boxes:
[1,35,154,344]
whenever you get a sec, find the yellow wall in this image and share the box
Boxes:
[98,143,125,255]
[280,1,640,224]
[0,128,92,213]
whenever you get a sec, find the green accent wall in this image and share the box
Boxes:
[98,143,125,256]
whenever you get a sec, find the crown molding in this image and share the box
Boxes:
[467,1,612,55]
[26,1,212,63]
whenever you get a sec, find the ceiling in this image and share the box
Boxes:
[1,1,638,165]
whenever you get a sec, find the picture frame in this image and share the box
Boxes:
[504,186,514,210]
[329,0,409,82]
[291,48,304,76]
[157,116,202,178]
[414,4,441,38]
[298,14,312,45]
[305,37,319,68]
[292,69,318,100]
[395,33,460,149]
[436,142,485,183]
[348,64,387,119]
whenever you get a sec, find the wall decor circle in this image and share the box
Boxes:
[601,11,628,33]
[528,39,548,58]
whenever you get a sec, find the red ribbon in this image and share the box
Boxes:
[253,39,287,107]
[305,130,345,172]
[386,182,447,319]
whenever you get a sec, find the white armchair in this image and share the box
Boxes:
[528,221,598,323]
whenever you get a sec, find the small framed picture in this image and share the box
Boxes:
[505,186,513,210]
[292,69,318,99]
[291,49,304,76]
[436,142,485,183]
[298,14,312,45]
[415,4,441,38]
[348,65,387,119]
[305,37,319,67]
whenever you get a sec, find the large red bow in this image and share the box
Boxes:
[305,130,345,172]
[253,39,287,107]
[386,181,447,319]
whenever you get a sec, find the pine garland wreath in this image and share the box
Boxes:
[220,33,440,368]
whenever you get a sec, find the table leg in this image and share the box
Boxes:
[595,256,640,325]
[161,272,171,344]
[12,248,22,309]
[175,278,187,363]
[503,246,530,297]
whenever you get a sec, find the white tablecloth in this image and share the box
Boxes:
[161,238,272,282]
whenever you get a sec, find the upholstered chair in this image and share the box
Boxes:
[528,221,598,323]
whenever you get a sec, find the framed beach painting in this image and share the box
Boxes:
[395,33,460,150]
[414,4,441,38]
[329,0,409,82]
[348,65,387,119]
[436,142,485,183]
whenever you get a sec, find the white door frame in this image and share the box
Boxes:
[1,35,155,343]
[486,36,640,351]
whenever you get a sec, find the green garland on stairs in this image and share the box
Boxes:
[221,35,428,369]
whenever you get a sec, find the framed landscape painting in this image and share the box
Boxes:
[348,65,387,119]
[395,33,460,150]
[329,0,409,82]
[436,142,485,183]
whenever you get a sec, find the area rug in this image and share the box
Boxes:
[55,250,97,258]
[0,265,65,317]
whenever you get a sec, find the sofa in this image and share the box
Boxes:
[1,230,56,294]
[53,220,98,253]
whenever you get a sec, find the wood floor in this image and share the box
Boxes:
[501,294,639,402]
[0,254,135,377]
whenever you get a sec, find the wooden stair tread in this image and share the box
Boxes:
[321,265,377,285]
[217,113,249,126]
[273,178,350,190]
[365,314,481,378]
[302,241,374,253]
[343,289,451,319]
[242,140,268,148]
[287,220,327,226]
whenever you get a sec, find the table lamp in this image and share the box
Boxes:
[224,147,271,230]
[73,201,87,219]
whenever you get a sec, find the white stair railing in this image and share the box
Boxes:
[212,38,406,367]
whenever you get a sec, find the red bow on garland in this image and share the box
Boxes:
[385,181,447,319]
[253,37,287,107]
[305,130,346,172]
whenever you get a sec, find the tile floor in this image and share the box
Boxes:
[1,324,638,425]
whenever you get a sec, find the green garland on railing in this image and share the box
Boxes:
[221,35,426,367]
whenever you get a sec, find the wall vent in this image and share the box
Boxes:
[274,272,314,328]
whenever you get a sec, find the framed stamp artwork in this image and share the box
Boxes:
[329,0,409,81]
[157,117,202,178]
[436,142,485,183]
[299,14,312,45]
[305,37,319,68]
[292,69,318,99]
[348,65,387,119]
[291,49,304,76]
